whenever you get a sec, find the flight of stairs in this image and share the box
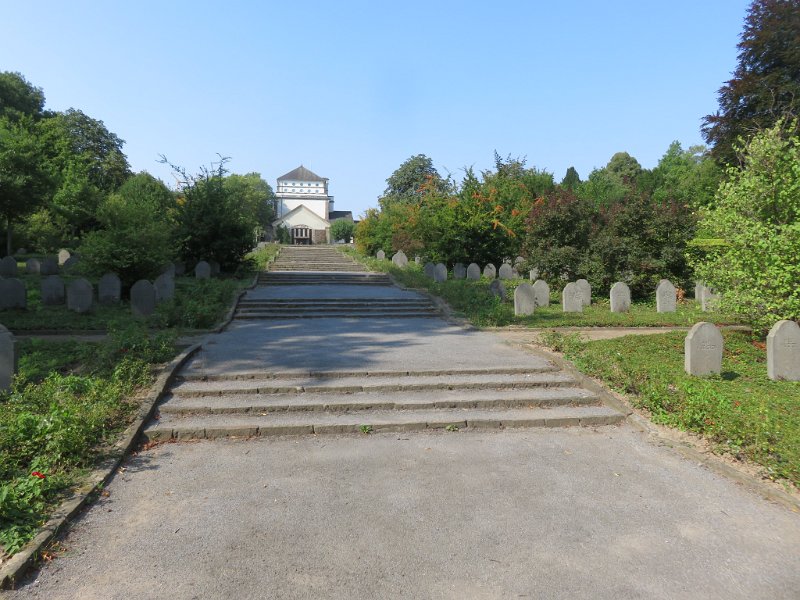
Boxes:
[258,246,390,286]
[234,297,439,319]
[144,366,625,441]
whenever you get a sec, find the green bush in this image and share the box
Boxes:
[330,219,354,243]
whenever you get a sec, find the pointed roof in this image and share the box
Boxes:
[277,165,326,182]
[272,204,330,229]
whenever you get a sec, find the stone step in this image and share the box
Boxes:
[179,367,553,382]
[169,371,576,397]
[143,405,625,440]
[235,306,437,314]
[159,386,598,415]
[237,300,432,308]
[233,311,440,319]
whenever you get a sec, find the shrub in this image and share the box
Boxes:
[330,219,354,243]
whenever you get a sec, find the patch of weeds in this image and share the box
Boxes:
[360,425,373,434]
[445,424,460,432]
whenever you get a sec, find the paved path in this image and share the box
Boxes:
[8,266,800,598]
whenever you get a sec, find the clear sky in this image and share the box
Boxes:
[2,0,751,217]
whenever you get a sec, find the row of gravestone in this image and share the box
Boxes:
[0,255,221,279]
[685,320,799,381]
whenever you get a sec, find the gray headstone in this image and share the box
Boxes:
[58,249,71,266]
[210,261,221,276]
[67,278,93,314]
[0,256,17,277]
[514,283,536,316]
[161,263,176,277]
[684,322,723,376]
[40,257,58,276]
[656,279,677,313]
[195,261,211,279]
[694,281,704,300]
[423,262,435,279]
[498,263,514,280]
[767,320,800,381]
[98,273,122,305]
[0,325,17,393]
[392,251,408,268]
[562,282,584,313]
[514,256,525,268]
[62,256,79,271]
[376,250,386,260]
[575,279,591,306]
[25,258,40,274]
[41,275,65,305]
[483,264,496,279]
[488,279,506,301]
[433,263,447,283]
[130,280,156,317]
[532,279,550,307]
[154,273,175,302]
[466,263,481,280]
[0,279,26,310]
[414,256,421,265]
[529,268,539,281]
[174,261,186,276]
[610,282,631,313]
[453,263,466,279]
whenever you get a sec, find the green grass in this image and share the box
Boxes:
[539,330,800,488]
[0,326,178,556]
[341,248,739,328]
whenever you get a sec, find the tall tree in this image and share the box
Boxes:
[561,166,581,190]
[702,0,800,165]
[380,154,447,209]
[0,71,44,121]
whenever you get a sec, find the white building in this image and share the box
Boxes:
[272,165,352,244]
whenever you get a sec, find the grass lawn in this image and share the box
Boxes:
[539,330,800,488]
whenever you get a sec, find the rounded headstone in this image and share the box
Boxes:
[25,258,40,274]
[195,261,211,279]
[130,280,156,317]
[514,256,525,268]
[433,263,447,283]
[453,263,466,280]
[98,273,122,305]
[376,250,386,261]
[41,275,65,306]
[656,279,677,313]
[488,279,506,301]
[483,264,496,279]
[531,279,550,307]
[575,279,591,307]
[767,320,800,381]
[0,278,26,310]
[154,273,175,302]
[67,278,94,314]
[423,262,435,279]
[610,282,631,313]
[392,251,408,268]
[466,263,481,280]
[40,257,59,276]
[562,282,583,313]
[514,283,536,316]
[58,249,71,266]
[498,263,514,280]
[684,322,723,376]
[62,256,80,271]
[0,256,18,277]
[0,324,17,393]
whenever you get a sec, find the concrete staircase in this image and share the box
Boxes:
[234,297,439,319]
[267,245,368,272]
[144,366,625,441]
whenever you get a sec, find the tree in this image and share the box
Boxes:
[380,154,447,209]
[330,219,355,243]
[702,0,800,165]
[651,141,723,209]
[561,166,581,190]
[223,173,276,234]
[0,72,44,121]
[691,121,800,333]
[605,151,643,182]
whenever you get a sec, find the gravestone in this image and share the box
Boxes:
[0,279,26,310]
[40,257,58,276]
[488,279,506,301]
[154,273,175,301]
[767,320,800,381]
[210,261,221,276]
[498,263,514,280]
[562,282,584,313]
[466,263,481,280]
[684,322,723,376]
[41,275,65,305]
[656,279,677,313]
[98,273,122,305]
[67,278,94,314]
[25,258,40,274]
[195,261,211,279]
[0,325,17,393]
[514,256,525,268]
[529,268,539,281]
[514,283,536,316]
[376,250,385,260]
[174,261,186,276]
[701,287,720,312]
[423,262,435,279]
[575,279,591,307]
[610,282,631,313]
[62,256,79,271]
[453,263,466,279]
[16,248,26,255]
[433,263,447,283]
[414,256,421,265]
[392,251,408,268]
[694,281,704,301]
[532,279,550,307]
[161,263,176,277]
[130,280,156,317]
[58,249,71,265]
[483,263,496,279]
[0,256,17,277]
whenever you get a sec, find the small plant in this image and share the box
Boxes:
[445,424,459,432]
[360,425,373,434]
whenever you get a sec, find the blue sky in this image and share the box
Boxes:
[2,1,750,217]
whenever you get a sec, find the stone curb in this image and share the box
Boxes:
[0,342,203,590]
[507,340,800,514]
[211,272,260,334]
